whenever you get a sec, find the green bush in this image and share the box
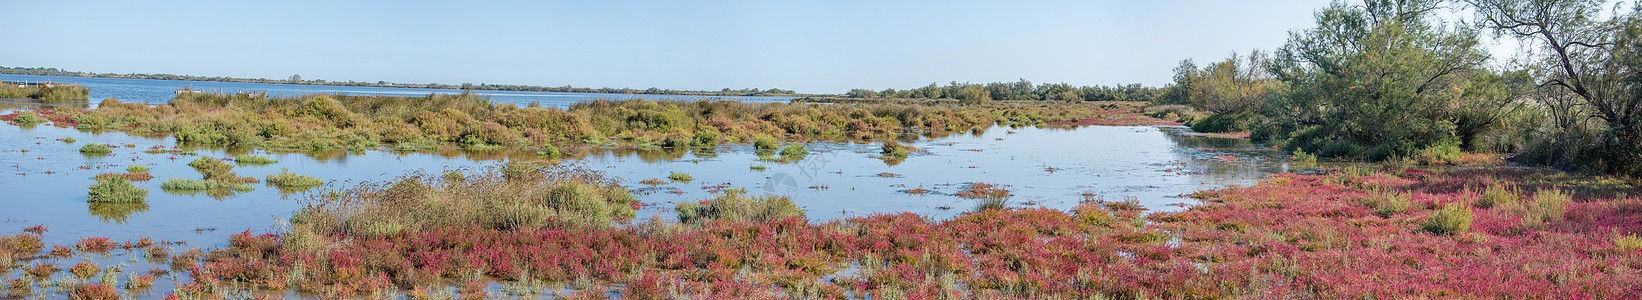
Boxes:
[1292,149,1317,163]
[753,136,780,151]
[882,140,912,158]
[188,157,253,183]
[87,178,147,203]
[126,165,149,173]
[61,137,75,143]
[79,144,112,154]
[668,171,693,182]
[675,190,804,224]
[266,168,323,188]
[161,178,251,191]
[779,143,808,158]
[1421,203,1473,235]
[1187,112,1259,133]
[1476,184,1516,209]
[1522,188,1571,229]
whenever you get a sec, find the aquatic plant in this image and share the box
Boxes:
[778,143,808,158]
[266,168,323,188]
[233,154,278,165]
[881,140,915,158]
[125,165,148,173]
[86,178,146,203]
[160,178,251,191]
[186,157,256,183]
[668,171,693,182]
[954,182,1011,199]
[62,137,75,143]
[675,190,804,224]
[752,136,780,151]
[79,143,111,154]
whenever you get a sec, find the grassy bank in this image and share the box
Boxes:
[4,92,1168,153]
[0,82,89,103]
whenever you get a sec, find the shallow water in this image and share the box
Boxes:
[0,106,1311,298]
[0,74,794,108]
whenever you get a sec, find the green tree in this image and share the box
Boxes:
[1260,0,1494,159]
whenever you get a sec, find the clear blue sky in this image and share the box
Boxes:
[6,0,1338,93]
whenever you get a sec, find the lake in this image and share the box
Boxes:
[0,74,795,108]
[0,101,1308,298]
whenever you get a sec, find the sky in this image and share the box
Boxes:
[8,0,1393,94]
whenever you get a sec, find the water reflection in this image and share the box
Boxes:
[87,202,149,223]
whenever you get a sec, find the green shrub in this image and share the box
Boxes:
[234,155,278,165]
[1421,203,1473,235]
[79,144,112,154]
[266,168,323,188]
[1476,184,1517,209]
[126,165,149,173]
[882,140,912,158]
[87,178,147,203]
[188,157,253,183]
[1521,188,1571,229]
[1292,149,1317,163]
[1187,112,1259,133]
[779,143,808,157]
[535,146,562,158]
[1617,234,1642,251]
[160,178,251,191]
[62,137,75,143]
[1364,191,1413,218]
[691,131,719,147]
[668,171,693,182]
[675,190,804,224]
[753,136,780,151]
[1415,141,1464,165]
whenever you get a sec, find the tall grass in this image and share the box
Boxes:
[87,178,146,203]
[290,164,638,238]
[266,168,323,188]
[674,190,804,224]
[0,83,89,103]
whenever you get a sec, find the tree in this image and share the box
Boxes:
[1189,50,1277,114]
[1260,0,1495,159]
[289,74,301,82]
[957,84,990,105]
[1465,0,1642,174]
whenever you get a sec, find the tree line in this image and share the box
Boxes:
[1166,0,1642,178]
[842,80,1162,104]
[0,66,802,97]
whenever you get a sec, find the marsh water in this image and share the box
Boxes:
[0,96,1309,297]
[0,74,794,107]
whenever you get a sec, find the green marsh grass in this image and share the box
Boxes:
[674,189,803,224]
[78,144,111,154]
[233,155,278,165]
[289,164,638,237]
[125,165,149,173]
[266,168,323,188]
[668,171,693,182]
[86,178,147,203]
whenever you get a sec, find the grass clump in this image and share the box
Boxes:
[1617,234,1642,251]
[87,178,147,203]
[1421,203,1473,235]
[233,154,278,165]
[1521,188,1572,229]
[1476,184,1517,209]
[291,164,638,237]
[881,140,914,158]
[779,143,808,159]
[61,137,75,143]
[1362,191,1413,218]
[187,157,257,183]
[753,136,780,151]
[1292,149,1317,163]
[668,171,694,182]
[266,168,323,188]
[675,190,804,224]
[126,165,149,173]
[79,144,111,154]
[161,178,252,191]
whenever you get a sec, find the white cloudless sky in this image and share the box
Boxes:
[3,0,1492,93]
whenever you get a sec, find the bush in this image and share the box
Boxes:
[79,144,111,154]
[1415,142,1464,165]
[668,171,693,182]
[267,169,323,188]
[1187,112,1259,133]
[1292,149,1317,163]
[188,157,255,183]
[1476,184,1517,209]
[1522,189,1571,229]
[779,143,808,157]
[881,140,912,158]
[161,178,251,191]
[61,137,75,143]
[1421,203,1473,235]
[87,178,147,203]
[675,190,804,224]
[753,136,780,151]
[126,165,149,173]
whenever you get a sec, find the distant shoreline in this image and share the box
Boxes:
[0,66,815,98]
